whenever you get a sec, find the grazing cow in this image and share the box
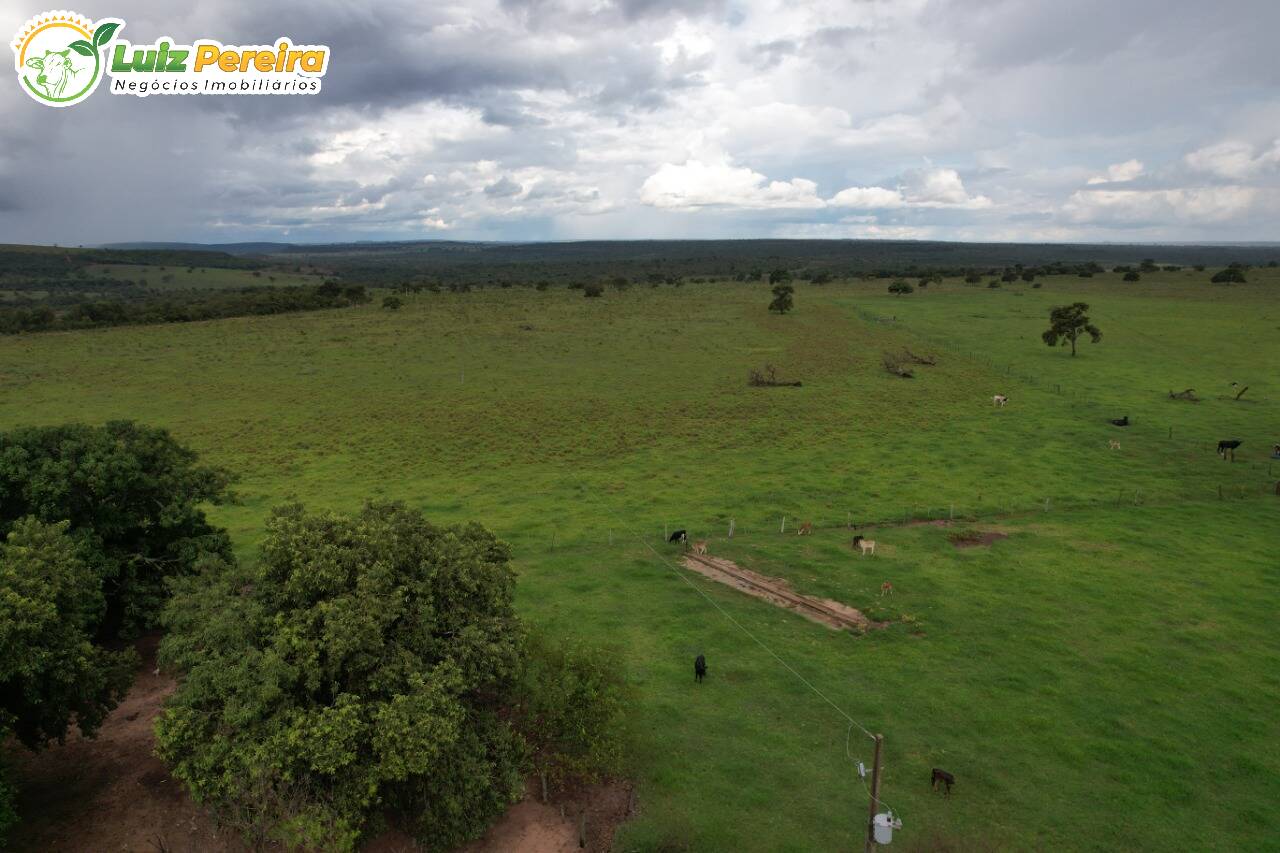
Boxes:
[852,535,876,557]
[1109,415,1130,427]
[668,529,687,546]
[1108,439,1121,450]
[931,768,955,796]
[992,394,1008,407]
[797,520,813,536]
[880,581,894,597]
[694,654,707,683]
[692,540,708,555]
[25,50,82,99]
[1217,439,1242,461]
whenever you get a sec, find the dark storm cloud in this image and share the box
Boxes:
[1,0,1277,244]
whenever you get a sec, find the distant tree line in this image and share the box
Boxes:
[0,248,265,279]
[251,238,1280,287]
[0,281,371,334]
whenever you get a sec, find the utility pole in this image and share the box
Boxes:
[865,733,883,853]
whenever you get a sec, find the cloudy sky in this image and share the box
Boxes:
[3,0,1279,245]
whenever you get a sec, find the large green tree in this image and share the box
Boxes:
[0,518,136,749]
[155,503,528,851]
[1041,302,1102,356]
[0,421,233,639]
[0,519,138,845]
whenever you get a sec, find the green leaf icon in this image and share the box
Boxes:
[68,39,94,57]
[92,22,119,47]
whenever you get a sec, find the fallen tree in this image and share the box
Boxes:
[882,353,914,378]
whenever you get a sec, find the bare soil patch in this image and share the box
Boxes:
[683,554,883,632]
[454,780,633,853]
[7,638,633,853]
[949,531,1009,549]
[6,635,246,852]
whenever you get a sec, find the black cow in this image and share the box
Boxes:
[1109,415,1129,427]
[668,529,687,545]
[931,767,955,796]
[694,654,707,683]
[1218,439,1242,461]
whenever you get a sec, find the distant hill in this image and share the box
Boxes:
[100,241,298,256]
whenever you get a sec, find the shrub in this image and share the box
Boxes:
[1211,268,1246,284]
[584,283,604,298]
[381,296,403,310]
[887,280,914,295]
[1123,271,1140,282]
[155,503,553,851]
[769,283,795,313]
[513,632,627,793]
[987,280,1001,288]
[0,422,232,640]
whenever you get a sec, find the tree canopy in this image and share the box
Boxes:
[0,519,139,845]
[0,518,137,749]
[1041,302,1102,356]
[768,283,795,313]
[0,421,233,639]
[155,502,622,851]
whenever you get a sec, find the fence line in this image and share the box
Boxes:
[499,478,1277,558]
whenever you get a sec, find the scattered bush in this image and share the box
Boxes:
[887,280,914,295]
[1123,271,1140,282]
[381,295,403,310]
[768,283,795,313]
[1211,268,1246,284]
[584,283,605,298]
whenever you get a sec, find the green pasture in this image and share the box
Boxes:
[1,271,1277,850]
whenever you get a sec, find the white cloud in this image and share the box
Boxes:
[1087,158,1144,184]
[829,186,908,208]
[1184,139,1280,180]
[1062,185,1260,225]
[638,158,825,209]
[4,0,1278,243]
[830,168,992,209]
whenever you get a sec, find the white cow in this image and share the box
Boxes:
[993,394,1008,408]
[26,49,82,99]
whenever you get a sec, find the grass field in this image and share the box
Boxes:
[3,270,1278,850]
